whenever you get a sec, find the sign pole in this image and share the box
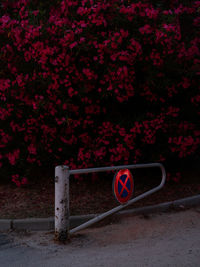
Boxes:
[55,165,70,242]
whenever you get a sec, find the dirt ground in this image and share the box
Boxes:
[0,166,199,219]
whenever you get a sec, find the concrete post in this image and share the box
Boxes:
[55,165,70,242]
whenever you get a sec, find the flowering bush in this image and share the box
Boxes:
[0,0,199,185]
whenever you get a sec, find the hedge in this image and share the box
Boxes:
[0,0,199,185]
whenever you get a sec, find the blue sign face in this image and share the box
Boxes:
[117,174,131,198]
[113,169,134,204]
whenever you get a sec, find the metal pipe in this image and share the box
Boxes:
[69,163,162,175]
[69,163,166,235]
[55,165,70,241]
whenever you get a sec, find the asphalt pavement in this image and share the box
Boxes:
[1,208,200,267]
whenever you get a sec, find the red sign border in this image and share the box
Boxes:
[112,169,134,204]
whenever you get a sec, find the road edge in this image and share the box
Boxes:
[0,194,200,231]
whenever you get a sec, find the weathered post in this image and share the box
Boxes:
[55,165,70,242]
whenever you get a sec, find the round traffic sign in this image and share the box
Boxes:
[113,169,134,204]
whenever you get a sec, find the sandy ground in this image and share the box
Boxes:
[1,208,200,267]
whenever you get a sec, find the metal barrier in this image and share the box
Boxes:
[55,163,166,241]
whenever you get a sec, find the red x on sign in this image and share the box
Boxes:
[113,169,134,204]
[119,175,130,196]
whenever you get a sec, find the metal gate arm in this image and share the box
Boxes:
[69,163,166,235]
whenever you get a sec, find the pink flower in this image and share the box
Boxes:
[181,78,190,89]
[139,24,152,34]
[1,15,10,25]
[11,174,20,187]
[32,10,39,16]
[69,42,77,49]
[7,149,20,165]
[21,177,28,185]
[28,144,37,155]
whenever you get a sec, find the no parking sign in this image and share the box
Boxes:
[113,169,134,204]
